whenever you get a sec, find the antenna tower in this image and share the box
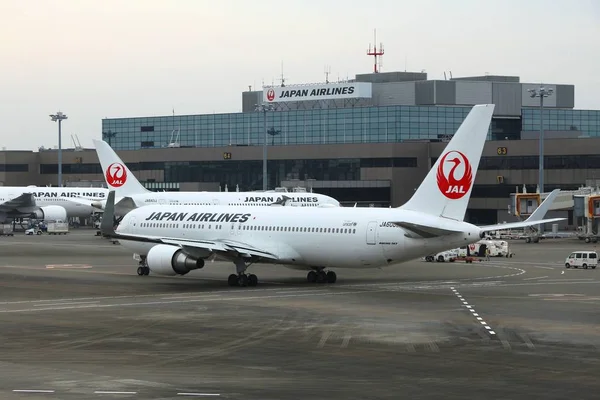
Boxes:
[366,29,384,73]
[324,65,331,83]
[279,61,286,87]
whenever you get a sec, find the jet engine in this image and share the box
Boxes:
[31,205,68,221]
[146,244,205,276]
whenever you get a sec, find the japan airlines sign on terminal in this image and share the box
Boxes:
[263,82,372,103]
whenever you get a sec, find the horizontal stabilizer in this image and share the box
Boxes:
[480,217,566,233]
[393,221,462,238]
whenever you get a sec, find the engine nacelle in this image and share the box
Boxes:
[146,244,205,276]
[31,205,68,221]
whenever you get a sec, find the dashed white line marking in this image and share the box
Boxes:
[451,286,495,336]
[34,301,99,307]
[94,391,137,394]
[12,389,55,393]
[523,276,548,280]
[177,393,220,397]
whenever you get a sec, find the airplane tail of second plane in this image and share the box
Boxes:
[399,104,495,221]
[93,139,150,197]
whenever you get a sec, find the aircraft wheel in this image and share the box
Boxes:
[326,271,337,283]
[316,271,327,283]
[137,266,144,276]
[228,274,238,286]
[238,274,249,287]
[307,271,317,283]
[248,274,258,287]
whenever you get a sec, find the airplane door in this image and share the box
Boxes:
[158,199,166,205]
[366,221,377,245]
[212,198,220,205]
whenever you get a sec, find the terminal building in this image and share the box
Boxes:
[2,70,600,226]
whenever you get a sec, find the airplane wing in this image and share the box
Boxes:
[162,238,279,260]
[524,189,560,222]
[100,190,278,261]
[0,193,36,213]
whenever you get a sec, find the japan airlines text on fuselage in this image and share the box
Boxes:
[135,193,337,207]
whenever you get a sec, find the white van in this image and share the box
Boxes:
[565,251,598,269]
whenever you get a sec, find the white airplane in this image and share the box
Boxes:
[76,139,340,216]
[0,186,105,223]
[100,104,564,286]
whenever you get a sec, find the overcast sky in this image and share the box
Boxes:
[0,0,598,150]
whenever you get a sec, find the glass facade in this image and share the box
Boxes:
[522,108,600,136]
[103,105,488,150]
[40,157,417,192]
[103,105,600,151]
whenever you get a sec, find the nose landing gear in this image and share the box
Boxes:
[307,268,337,284]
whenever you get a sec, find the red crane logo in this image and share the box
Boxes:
[436,150,473,199]
[106,162,127,188]
[266,89,275,102]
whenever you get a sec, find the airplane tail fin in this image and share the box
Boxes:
[93,139,149,197]
[400,104,495,221]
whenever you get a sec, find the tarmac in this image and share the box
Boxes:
[0,230,600,399]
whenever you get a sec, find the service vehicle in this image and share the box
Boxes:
[565,251,598,269]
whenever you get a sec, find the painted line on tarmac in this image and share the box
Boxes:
[94,390,138,395]
[46,264,93,269]
[523,276,548,280]
[12,389,55,393]
[451,286,496,336]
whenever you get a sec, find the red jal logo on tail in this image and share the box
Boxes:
[106,162,127,188]
[436,150,473,199]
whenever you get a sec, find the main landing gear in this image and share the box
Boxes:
[228,259,258,287]
[137,256,150,276]
[306,268,337,284]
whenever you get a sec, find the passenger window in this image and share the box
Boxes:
[576,253,582,259]
[583,253,588,258]
[591,253,597,259]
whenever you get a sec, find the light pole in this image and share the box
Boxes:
[528,86,553,195]
[50,111,68,187]
[254,103,275,191]
[528,86,553,233]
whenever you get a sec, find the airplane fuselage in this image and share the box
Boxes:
[116,205,481,271]
[131,191,337,207]
[94,191,340,214]
[0,187,106,219]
